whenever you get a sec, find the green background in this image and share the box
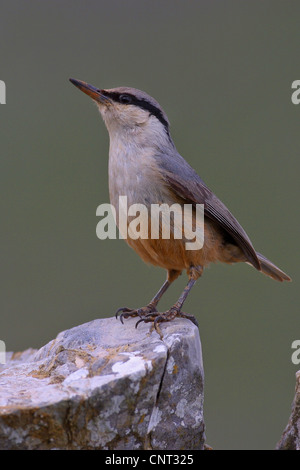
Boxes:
[1,0,299,450]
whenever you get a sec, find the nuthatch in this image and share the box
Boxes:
[70,78,291,329]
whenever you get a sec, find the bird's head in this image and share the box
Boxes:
[69,78,171,143]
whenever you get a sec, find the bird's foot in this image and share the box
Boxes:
[135,306,198,331]
[115,304,158,324]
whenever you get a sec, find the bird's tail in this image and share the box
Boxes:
[255,252,291,282]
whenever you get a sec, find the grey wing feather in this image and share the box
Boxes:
[156,151,261,270]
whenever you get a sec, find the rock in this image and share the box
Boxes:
[0,317,205,450]
[276,370,300,450]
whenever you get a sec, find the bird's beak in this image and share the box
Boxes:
[69,78,110,105]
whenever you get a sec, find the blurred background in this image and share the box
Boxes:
[0,0,299,450]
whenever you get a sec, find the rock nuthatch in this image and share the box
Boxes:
[70,78,291,330]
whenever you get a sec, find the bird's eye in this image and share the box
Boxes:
[119,94,132,104]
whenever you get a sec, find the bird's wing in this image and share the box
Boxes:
[157,152,260,269]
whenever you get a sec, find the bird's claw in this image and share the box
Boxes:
[115,304,158,324]
[135,308,198,331]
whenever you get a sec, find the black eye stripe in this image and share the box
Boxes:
[102,91,169,132]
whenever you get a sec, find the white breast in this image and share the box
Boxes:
[108,136,167,210]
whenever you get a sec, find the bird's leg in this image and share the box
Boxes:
[136,266,203,330]
[116,269,181,324]
[116,280,170,323]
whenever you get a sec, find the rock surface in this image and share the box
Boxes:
[276,370,300,450]
[0,317,205,450]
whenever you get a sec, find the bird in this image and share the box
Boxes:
[69,78,291,330]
